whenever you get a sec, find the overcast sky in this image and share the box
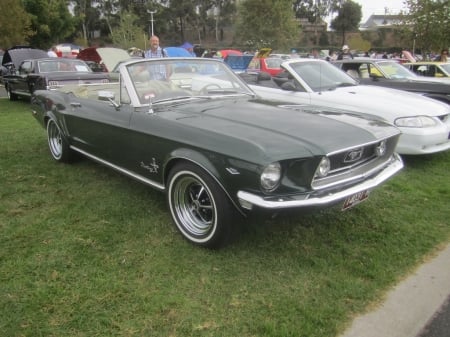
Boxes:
[352,0,408,22]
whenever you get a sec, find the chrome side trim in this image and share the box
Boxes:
[71,146,165,191]
[237,153,403,210]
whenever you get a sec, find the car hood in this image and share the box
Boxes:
[224,55,254,73]
[78,47,130,72]
[251,84,450,121]
[159,98,399,161]
[406,76,450,83]
[2,48,48,67]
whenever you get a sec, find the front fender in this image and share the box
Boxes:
[31,91,70,140]
[163,148,248,215]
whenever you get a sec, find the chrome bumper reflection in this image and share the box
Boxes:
[237,153,403,210]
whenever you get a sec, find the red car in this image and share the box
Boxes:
[247,48,284,76]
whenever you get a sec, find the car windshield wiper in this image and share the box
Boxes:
[327,82,357,90]
[152,96,194,104]
[208,90,256,97]
[202,89,240,94]
[335,82,357,87]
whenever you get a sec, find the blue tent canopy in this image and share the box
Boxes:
[164,47,194,57]
[180,42,193,50]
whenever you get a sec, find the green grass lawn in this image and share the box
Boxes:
[1,98,449,337]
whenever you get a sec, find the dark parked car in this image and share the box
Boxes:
[0,46,48,84]
[3,57,110,101]
[30,57,403,248]
[333,59,450,105]
[404,61,450,79]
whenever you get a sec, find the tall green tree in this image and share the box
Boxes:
[330,0,362,45]
[234,0,298,51]
[23,0,75,48]
[209,0,237,42]
[293,0,341,46]
[110,10,144,49]
[70,0,103,45]
[165,0,198,42]
[293,0,340,23]
[401,0,450,56]
[0,0,33,47]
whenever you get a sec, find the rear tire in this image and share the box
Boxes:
[47,119,73,163]
[167,162,237,248]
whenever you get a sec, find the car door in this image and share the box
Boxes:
[6,60,32,95]
[63,91,134,164]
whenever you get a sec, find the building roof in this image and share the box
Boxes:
[360,14,404,30]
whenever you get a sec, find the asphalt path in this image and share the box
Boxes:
[0,83,448,337]
[417,296,450,337]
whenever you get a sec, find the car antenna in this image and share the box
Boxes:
[318,62,323,95]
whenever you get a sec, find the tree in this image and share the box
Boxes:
[23,0,75,48]
[401,0,450,57]
[70,0,103,46]
[330,0,362,45]
[166,0,198,42]
[293,0,340,23]
[234,0,299,51]
[0,0,33,47]
[110,10,144,50]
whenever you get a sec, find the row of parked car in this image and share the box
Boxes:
[2,46,449,248]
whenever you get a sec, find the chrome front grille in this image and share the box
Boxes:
[311,135,400,190]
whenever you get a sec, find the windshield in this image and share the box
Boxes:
[125,58,254,105]
[440,63,450,74]
[289,61,357,91]
[377,61,417,79]
[265,58,283,68]
[38,59,92,73]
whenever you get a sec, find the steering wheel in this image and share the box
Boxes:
[199,84,221,95]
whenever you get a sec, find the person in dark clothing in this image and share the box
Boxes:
[337,45,354,60]
[434,49,448,62]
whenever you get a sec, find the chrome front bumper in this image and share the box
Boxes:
[237,153,403,210]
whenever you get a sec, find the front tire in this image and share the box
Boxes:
[47,119,73,163]
[167,162,236,248]
[6,85,18,101]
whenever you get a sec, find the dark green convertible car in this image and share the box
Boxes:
[31,58,403,248]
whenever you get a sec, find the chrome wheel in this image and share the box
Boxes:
[46,119,72,162]
[167,163,235,248]
[6,86,18,101]
[47,120,63,159]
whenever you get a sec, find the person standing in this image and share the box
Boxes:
[144,35,167,58]
[337,45,354,60]
[47,46,58,57]
[144,35,168,80]
[434,49,448,62]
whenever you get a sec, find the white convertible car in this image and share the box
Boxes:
[245,59,450,155]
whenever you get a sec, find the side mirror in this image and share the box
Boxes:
[98,90,120,109]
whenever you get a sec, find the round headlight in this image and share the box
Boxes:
[315,156,330,178]
[375,140,387,156]
[261,162,281,191]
